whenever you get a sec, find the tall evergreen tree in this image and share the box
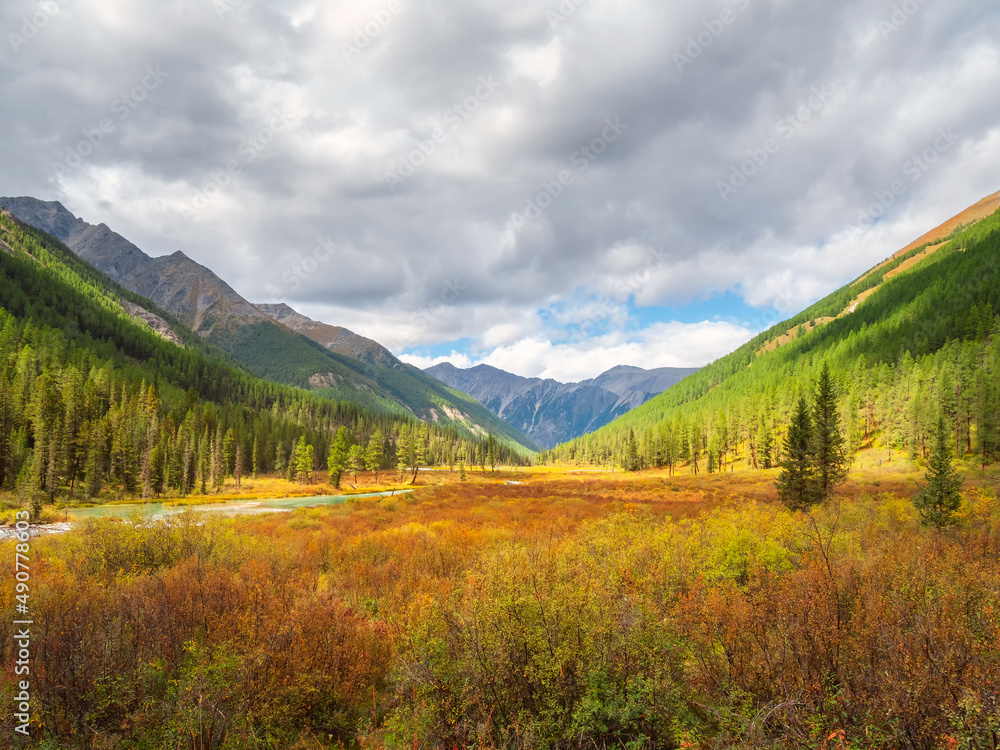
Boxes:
[777,395,818,511]
[365,429,383,482]
[234,444,243,489]
[811,363,849,500]
[328,427,350,488]
[348,444,365,484]
[292,435,313,483]
[487,432,497,472]
[913,416,964,528]
[396,424,411,481]
[222,428,236,476]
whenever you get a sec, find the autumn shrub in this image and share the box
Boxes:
[1,518,392,748]
[381,518,693,749]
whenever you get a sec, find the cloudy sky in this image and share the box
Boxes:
[2,0,999,381]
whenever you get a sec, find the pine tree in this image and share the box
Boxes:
[690,422,701,475]
[84,418,106,500]
[275,443,287,475]
[811,363,849,500]
[365,429,383,482]
[222,428,236,476]
[304,444,314,483]
[624,428,638,471]
[212,425,224,490]
[411,425,427,483]
[181,433,193,496]
[487,432,497,472]
[757,422,774,469]
[913,416,964,528]
[251,433,260,478]
[777,395,818,511]
[198,428,209,494]
[234,444,243,489]
[396,424,411,481]
[349,444,365,484]
[328,427,350,488]
[46,416,62,502]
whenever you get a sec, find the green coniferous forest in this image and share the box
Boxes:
[0,211,529,505]
[545,210,1000,473]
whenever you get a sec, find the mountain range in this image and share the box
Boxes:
[425,362,698,449]
[0,196,536,452]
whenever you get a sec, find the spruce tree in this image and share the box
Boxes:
[777,395,818,510]
[811,363,849,499]
[913,416,963,528]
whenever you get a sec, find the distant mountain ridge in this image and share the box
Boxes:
[425,362,698,448]
[0,196,537,452]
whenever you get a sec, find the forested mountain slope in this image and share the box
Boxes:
[0,196,536,451]
[548,192,1000,471]
[256,303,397,368]
[0,209,527,503]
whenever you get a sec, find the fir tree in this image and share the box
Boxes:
[913,416,964,528]
[777,395,818,511]
[811,363,849,500]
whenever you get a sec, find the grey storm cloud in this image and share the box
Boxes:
[2,0,1000,366]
